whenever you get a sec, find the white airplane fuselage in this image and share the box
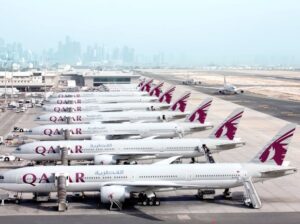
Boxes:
[13,138,245,162]
[0,163,295,193]
[219,84,243,95]
[36,111,188,124]
[26,122,213,140]
[43,102,170,113]
[50,91,147,98]
[47,96,157,104]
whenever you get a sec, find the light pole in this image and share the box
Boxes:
[11,64,14,102]
[4,63,7,105]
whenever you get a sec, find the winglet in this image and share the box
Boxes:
[251,123,296,166]
[169,91,191,112]
[158,86,176,103]
[209,108,244,140]
[185,97,213,123]
[149,82,164,97]
[152,156,182,165]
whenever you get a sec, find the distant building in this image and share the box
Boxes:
[0,69,140,91]
[0,71,58,91]
[83,71,139,87]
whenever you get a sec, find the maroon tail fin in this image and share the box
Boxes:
[140,79,153,92]
[149,82,164,97]
[137,79,145,88]
[185,98,213,123]
[209,108,244,140]
[251,123,296,166]
[158,86,176,104]
[169,91,191,112]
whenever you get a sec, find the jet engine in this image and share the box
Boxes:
[100,185,130,204]
[158,114,167,121]
[94,154,117,165]
[147,106,156,111]
[175,126,185,138]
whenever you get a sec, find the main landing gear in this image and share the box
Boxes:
[138,193,160,206]
[223,188,232,199]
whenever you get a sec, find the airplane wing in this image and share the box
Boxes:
[200,86,223,90]
[91,133,161,140]
[142,136,160,140]
[101,180,202,190]
[152,156,182,165]
[97,152,157,157]
[100,120,131,124]
[102,180,180,188]
[98,109,123,112]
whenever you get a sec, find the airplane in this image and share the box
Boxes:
[218,76,244,95]
[26,98,213,140]
[35,97,212,124]
[14,108,244,164]
[42,86,178,113]
[1,123,296,210]
[49,91,149,98]
[46,95,158,105]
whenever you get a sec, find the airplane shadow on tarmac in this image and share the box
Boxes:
[10,192,252,220]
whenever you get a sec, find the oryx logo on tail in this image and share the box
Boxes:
[170,92,191,112]
[210,108,244,140]
[137,79,145,88]
[259,127,296,165]
[140,79,153,92]
[187,98,213,124]
[251,123,296,166]
[149,82,164,97]
[158,86,176,103]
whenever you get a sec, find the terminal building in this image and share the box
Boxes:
[82,71,139,87]
[0,70,139,91]
[0,71,58,92]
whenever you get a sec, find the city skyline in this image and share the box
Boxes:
[1,1,300,67]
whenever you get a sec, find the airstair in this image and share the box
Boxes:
[242,177,262,209]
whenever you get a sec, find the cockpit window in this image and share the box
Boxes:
[15,147,21,151]
[0,175,4,180]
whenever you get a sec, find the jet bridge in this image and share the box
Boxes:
[64,116,71,124]
[58,129,71,165]
[55,173,69,211]
[243,177,262,209]
[59,146,69,165]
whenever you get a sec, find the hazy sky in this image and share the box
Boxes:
[1,0,300,65]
